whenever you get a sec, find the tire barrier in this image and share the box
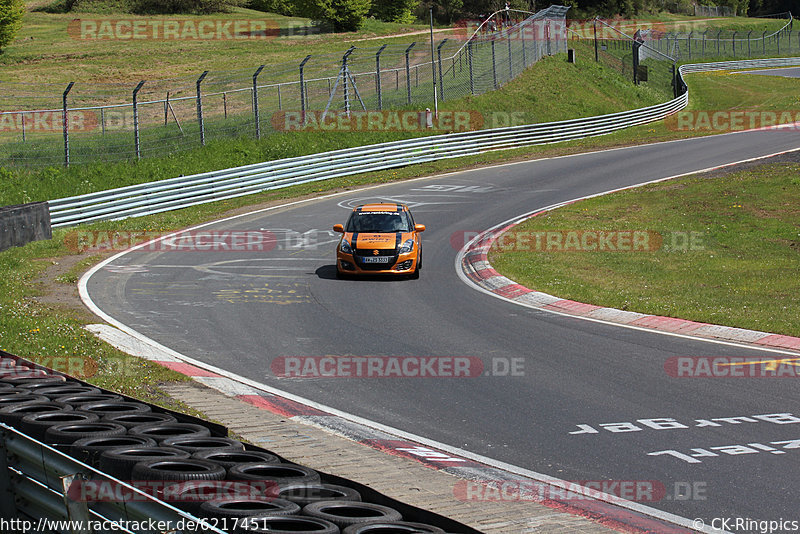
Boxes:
[101,411,178,428]
[0,349,482,533]
[301,501,404,529]
[276,483,362,507]
[162,435,246,453]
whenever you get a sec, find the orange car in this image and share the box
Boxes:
[333,203,425,278]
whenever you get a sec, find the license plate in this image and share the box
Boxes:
[361,256,391,264]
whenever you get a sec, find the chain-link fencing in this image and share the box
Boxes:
[0,6,569,169]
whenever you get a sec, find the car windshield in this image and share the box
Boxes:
[346,211,411,233]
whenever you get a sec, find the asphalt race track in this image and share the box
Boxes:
[734,66,800,78]
[85,128,800,529]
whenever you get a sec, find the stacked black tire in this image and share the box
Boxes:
[0,362,463,534]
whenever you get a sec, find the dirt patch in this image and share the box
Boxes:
[31,252,111,320]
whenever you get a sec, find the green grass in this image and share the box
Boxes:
[6,3,441,86]
[490,160,800,336]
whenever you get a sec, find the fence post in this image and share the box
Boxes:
[342,46,354,116]
[132,80,145,160]
[437,39,447,101]
[748,30,752,57]
[732,31,736,57]
[632,39,640,85]
[687,31,692,58]
[299,55,311,125]
[164,92,169,125]
[467,40,475,95]
[20,113,25,142]
[507,32,513,80]
[252,65,264,139]
[277,85,282,110]
[62,81,74,167]
[491,39,498,89]
[375,44,387,110]
[196,71,208,146]
[521,23,527,67]
[405,42,415,105]
[546,19,552,55]
[702,29,707,57]
[776,31,780,54]
[763,30,767,55]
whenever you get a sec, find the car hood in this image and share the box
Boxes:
[345,232,411,250]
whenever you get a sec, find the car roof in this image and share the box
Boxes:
[353,203,407,213]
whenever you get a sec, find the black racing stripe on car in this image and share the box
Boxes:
[352,232,359,246]
[395,233,402,250]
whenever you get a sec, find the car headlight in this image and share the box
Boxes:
[340,239,353,254]
[399,238,414,254]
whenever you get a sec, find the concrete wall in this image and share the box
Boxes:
[0,202,52,252]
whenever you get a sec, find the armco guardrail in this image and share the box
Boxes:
[47,57,799,228]
[0,423,228,534]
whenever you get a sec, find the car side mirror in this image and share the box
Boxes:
[414,224,426,233]
[333,224,344,233]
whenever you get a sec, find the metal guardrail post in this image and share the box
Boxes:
[62,81,74,167]
[253,65,265,140]
[376,44,387,110]
[405,42,415,105]
[437,39,447,101]
[61,473,93,533]
[299,55,311,125]
[491,39,498,89]
[467,41,475,95]
[196,70,209,146]
[0,428,17,520]
[132,80,145,160]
